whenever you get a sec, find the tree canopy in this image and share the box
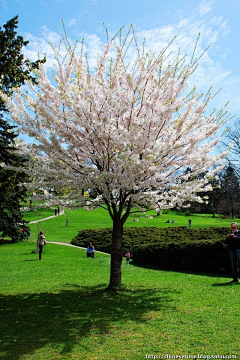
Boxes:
[3,28,230,284]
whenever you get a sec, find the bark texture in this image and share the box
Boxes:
[109,219,123,288]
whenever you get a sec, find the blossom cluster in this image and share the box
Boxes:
[3,42,228,216]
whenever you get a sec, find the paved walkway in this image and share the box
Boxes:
[29,214,110,255]
[29,212,64,224]
[47,241,110,255]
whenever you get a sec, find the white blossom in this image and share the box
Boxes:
[2,40,229,214]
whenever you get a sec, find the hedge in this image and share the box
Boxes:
[71,226,231,274]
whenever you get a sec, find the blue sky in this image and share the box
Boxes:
[1,0,240,122]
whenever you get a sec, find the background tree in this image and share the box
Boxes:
[217,164,240,218]
[0,16,45,241]
[187,165,240,218]
[4,28,230,286]
[202,175,221,217]
[220,118,240,177]
[183,169,221,217]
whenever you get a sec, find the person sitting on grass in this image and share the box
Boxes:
[87,242,95,258]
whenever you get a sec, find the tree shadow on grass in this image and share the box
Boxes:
[131,261,231,279]
[212,281,240,286]
[0,284,177,359]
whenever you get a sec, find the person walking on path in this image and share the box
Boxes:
[225,222,240,283]
[37,231,46,260]
[188,218,192,228]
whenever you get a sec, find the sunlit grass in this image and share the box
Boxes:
[23,208,236,243]
[0,240,239,359]
[23,207,56,221]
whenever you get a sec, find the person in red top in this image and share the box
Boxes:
[125,249,130,265]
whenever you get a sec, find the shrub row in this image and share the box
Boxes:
[71,226,231,274]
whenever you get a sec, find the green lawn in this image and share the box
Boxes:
[0,240,239,359]
[22,207,56,221]
[23,207,236,243]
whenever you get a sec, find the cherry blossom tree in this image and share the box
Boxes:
[3,29,231,288]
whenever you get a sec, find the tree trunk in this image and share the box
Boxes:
[108,218,123,288]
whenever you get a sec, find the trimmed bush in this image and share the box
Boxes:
[71,226,231,274]
[134,238,230,274]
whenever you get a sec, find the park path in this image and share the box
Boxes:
[29,213,110,255]
[29,212,64,224]
[47,241,110,255]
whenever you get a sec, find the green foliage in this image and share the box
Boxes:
[0,16,45,102]
[0,121,30,241]
[184,209,192,216]
[0,16,45,241]
[71,226,230,274]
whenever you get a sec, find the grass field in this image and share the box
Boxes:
[23,208,57,221]
[23,208,237,243]
[1,240,240,360]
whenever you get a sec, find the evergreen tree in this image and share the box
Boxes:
[0,16,45,241]
[0,122,30,241]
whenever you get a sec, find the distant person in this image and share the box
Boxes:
[125,249,131,265]
[87,242,95,258]
[57,207,60,215]
[225,222,240,283]
[165,219,170,223]
[37,231,46,261]
[188,218,192,228]
[54,208,57,216]
[19,228,24,241]
[171,219,175,223]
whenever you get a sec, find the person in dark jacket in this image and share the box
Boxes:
[37,231,46,261]
[225,222,240,283]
